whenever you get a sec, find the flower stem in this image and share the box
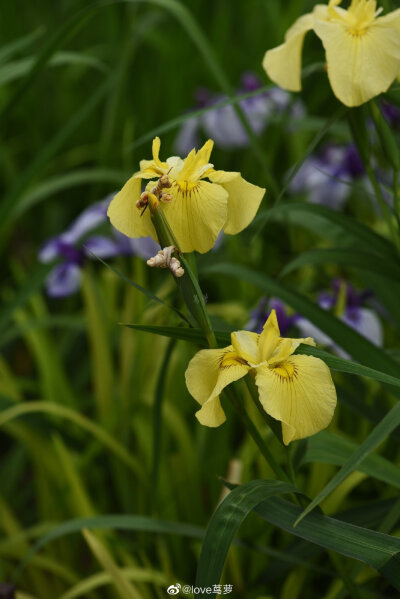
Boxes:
[225,386,289,482]
[150,204,217,348]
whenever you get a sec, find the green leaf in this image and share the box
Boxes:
[195,480,297,596]
[15,169,127,218]
[0,75,114,242]
[121,325,400,392]
[303,430,400,489]
[90,252,187,323]
[82,530,141,599]
[0,27,44,64]
[196,480,400,596]
[255,496,400,591]
[202,263,400,378]
[0,51,108,87]
[0,399,143,477]
[258,202,394,257]
[0,263,51,335]
[295,401,400,525]
[280,248,400,281]
[14,515,204,581]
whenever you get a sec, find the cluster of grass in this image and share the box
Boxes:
[1,0,400,598]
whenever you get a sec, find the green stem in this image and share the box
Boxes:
[364,162,398,249]
[225,386,289,483]
[244,377,283,444]
[150,204,217,348]
[393,169,400,226]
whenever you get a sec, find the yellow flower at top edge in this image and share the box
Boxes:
[185,310,337,445]
[262,0,400,107]
[107,137,266,254]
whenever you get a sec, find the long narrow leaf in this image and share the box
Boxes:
[202,263,400,377]
[295,401,400,525]
[195,480,296,597]
[281,248,400,280]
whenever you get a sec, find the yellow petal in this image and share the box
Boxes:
[255,354,337,445]
[314,18,400,106]
[259,310,281,362]
[177,140,214,182]
[185,346,250,427]
[107,175,157,240]
[268,336,316,366]
[208,170,265,235]
[195,396,227,427]
[139,137,170,177]
[231,330,259,364]
[162,180,228,253]
[262,12,315,92]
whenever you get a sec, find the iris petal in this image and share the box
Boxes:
[262,12,315,92]
[255,354,337,445]
[107,176,157,241]
[314,18,400,106]
[185,346,250,427]
[162,180,228,253]
[208,170,265,235]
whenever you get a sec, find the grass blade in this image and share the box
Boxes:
[195,480,296,597]
[202,263,400,377]
[295,401,400,525]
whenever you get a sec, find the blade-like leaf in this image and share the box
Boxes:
[14,515,204,581]
[256,496,400,591]
[281,248,400,281]
[122,324,400,392]
[0,263,52,334]
[295,401,400,525]
[90,252,188,323]
[259,202,394,257]
[195,480,297,597]
[196,480,400,596]
[202,263,400,378]
[303,430,400,488]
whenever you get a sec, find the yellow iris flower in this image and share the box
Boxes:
[107,137,265,254]
[262,0,400,107]
[185,310,337,445]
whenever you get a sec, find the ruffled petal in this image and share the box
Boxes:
[255,354,337,445]
[208,170,265,235]
[107,176,157,241]
[185,346,250,427]
[231,330,259,364]
[262,12,315,92]
[314,18,400,106]
[162,180,228,253]
[177,139,214,182]
[268,336,316,365]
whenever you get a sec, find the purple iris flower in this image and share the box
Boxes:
[39,195,159,298]
[247,281,382,360]
[380,100,400,128]
[174,72,304,155]
[289,143,364,210]
[247,297,299,336]
[296,279,383,359]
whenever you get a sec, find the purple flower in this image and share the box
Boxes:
[174,72,304,155]
[289,143,364,210]
[247,297,299,336]
[39,195,159,298]
[380,100,400,129]
[296,279,383,359]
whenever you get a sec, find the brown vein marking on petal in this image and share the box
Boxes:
[272,361,298,382]
[220,351,248,369]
